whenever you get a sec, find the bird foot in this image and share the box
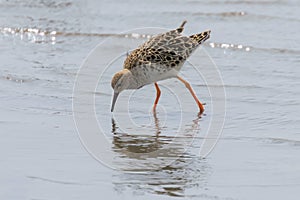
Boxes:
[152,105,158,113]
[197,111,206,118]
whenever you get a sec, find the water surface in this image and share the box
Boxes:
[1,0,300,199]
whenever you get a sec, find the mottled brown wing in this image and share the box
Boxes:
[124,21,187,70]
[124,35,198,71]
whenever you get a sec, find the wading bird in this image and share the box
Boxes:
[111,21,210,114]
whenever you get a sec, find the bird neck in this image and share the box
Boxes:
[127,75,140,89]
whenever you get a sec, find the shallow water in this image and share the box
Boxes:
[1,0,300,199]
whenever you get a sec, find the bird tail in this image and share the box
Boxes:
[189,30,211,45]
[176,20,187,33]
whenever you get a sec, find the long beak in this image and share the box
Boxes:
[111,92,119,112]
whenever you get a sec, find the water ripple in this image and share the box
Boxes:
[188,0,286,5]
[2,26,299,55]
[1,0,72,9]
[1,74,38,83]
[27,176,88,185]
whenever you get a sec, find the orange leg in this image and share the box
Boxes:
[177,76,205,114]
[153,82,161,111]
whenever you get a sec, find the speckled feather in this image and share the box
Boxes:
[124,21,210,76]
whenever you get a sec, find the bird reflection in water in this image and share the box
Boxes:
[111,112,162,154]
[111,113,211,197]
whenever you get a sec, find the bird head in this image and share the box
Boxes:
[110,69,133,112]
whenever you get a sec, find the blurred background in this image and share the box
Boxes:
[0,0,300,199]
